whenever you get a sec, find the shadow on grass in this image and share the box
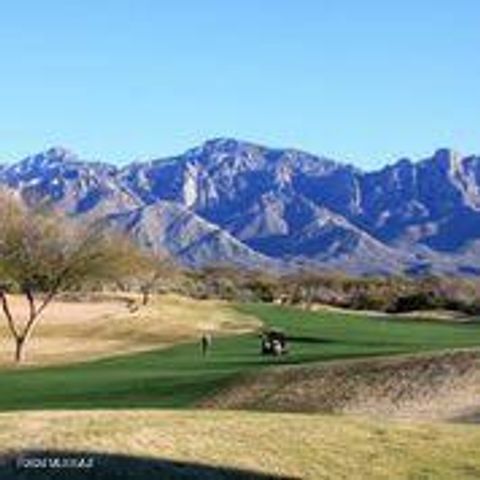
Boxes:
[1,450,299,480]
[286,335,338,344]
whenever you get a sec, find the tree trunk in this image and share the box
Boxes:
[15,337,25,363]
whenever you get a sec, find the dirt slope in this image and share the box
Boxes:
[203,350,480,422]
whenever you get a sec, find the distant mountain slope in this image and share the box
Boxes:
[221,190,410,274]
[358,149,480,250]
[1,139,479,275]
[0,147,140,220]
[103,201,282,270]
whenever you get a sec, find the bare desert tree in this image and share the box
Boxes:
[138,254,178,305]
[0,192,145,363]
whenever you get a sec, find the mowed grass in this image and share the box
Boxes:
[1,301,480,411]
[1,410,480,480]
[241,303,480,362]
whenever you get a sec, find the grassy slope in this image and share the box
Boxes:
[1,303,480,411]
[1,410,480,480]
[0,294,259,366]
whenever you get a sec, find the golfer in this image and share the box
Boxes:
[201,333,212,356]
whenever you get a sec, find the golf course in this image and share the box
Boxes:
[1,297,480,411]
[1,294,480,478]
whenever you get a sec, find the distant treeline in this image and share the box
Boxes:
[170,266,480,316]
[12,253,480,316]
[57,253,480,316]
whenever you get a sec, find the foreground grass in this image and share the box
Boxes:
[1,409,480,479]
[0,302,480,411]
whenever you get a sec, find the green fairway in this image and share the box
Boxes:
[1,303,480,411]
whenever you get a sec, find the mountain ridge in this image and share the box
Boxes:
[0,140,469,174]
[1,138,479,276]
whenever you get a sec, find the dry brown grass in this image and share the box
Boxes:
[1,409,480,479]
[0,293,259,366]
[204,350,480,422]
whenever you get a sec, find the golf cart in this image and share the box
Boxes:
[260,329,288,356]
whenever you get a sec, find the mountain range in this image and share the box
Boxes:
[1,139,480,276]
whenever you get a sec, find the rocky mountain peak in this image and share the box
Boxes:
[45,146,76,160]
[432,147,461,162]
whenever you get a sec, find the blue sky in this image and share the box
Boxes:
[0,1,479,168]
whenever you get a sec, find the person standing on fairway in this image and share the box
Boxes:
[201,333,212,356]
